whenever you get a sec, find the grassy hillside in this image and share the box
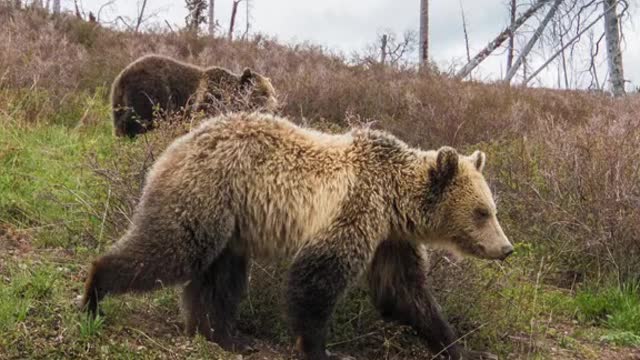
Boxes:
[1,5,639,359]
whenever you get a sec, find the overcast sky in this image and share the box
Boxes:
[78,0,639,91]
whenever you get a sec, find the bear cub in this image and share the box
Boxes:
[81,112,513,360]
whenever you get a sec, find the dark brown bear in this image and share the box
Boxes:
[110,54,278,138]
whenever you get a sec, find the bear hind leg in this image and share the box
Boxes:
[81,225,232,318]
[181,243,253,354]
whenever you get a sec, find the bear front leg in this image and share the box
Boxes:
[81,249,190,317]
[368,240,466,360]
[287,245,351,360]
[287,237,373,360]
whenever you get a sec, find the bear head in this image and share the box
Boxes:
[239,68,279,112]
[423,146,513,261]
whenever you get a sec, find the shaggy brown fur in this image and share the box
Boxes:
[80,112,513,360]
[110,54,278,138]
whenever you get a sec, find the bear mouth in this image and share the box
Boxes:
[450,235,498,260]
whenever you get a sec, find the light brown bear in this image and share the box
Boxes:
[80,112,513,360]
[110,54,278,138]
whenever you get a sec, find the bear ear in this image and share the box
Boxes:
[240,68,254,86]
[469,150,486,172]
[436,146,459,181]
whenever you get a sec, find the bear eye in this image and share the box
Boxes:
[474,207,491,221]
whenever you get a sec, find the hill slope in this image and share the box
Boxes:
[1,5,639,359]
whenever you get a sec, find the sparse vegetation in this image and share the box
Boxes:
[1,4,639,359]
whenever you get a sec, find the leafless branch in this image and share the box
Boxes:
[164,19,175,34]
[96,0,116,23]
[459,0,471,65]
[114,16,133,31]
[504,0,563,83]
[456,0,553,79]
[135,0,148,33]
[524,1,613,85]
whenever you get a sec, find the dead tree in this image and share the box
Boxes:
[208,0,215,36]
[185,0,207,34]
[52,0,60,14]
[357,30,416,67]
[555,19,570,89]
[385,30,417,66]
[228,0,241,40]
[380,34,388,64]
[506,0,517,72]
[135,0,148,33]
[603,0,625,96]
[504,0,563,83]
[459,0,471,66]
[419,0,429,65]
[524,5,610,85]
[74,0,82,19]
[243,0,251,39]
[456,0,552,79]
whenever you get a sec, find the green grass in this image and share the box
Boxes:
[0,282,32,332]
[574,282,640,340]
[78,312,105,339]
[0,91,127,248]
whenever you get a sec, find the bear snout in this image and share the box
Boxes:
[498,244,514,261]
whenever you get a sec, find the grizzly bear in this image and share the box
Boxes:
[80,112,513,360]
[110,54,278,138]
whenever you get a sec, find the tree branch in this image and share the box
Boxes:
[135,0,148,33]
[456,0,553,79]
[524,2,612,85]
[504,0,563,83]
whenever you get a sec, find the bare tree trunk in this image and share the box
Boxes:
[380,34,388,64]
[52,0,60,14]
[459,0,471,64]
[228,0,240,41]
[506,0,516,72]
[419,0,429,65]
[74,0,82,19]
[459,0,472,79]
[456,0,551,79]
[208,0,215,35]
[559,29,569,88]
[244,0,250,38]
[603,0,625,96]
[135,0,148,33]
[504,0,562,83]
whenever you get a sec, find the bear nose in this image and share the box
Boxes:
[499,245,514,260]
